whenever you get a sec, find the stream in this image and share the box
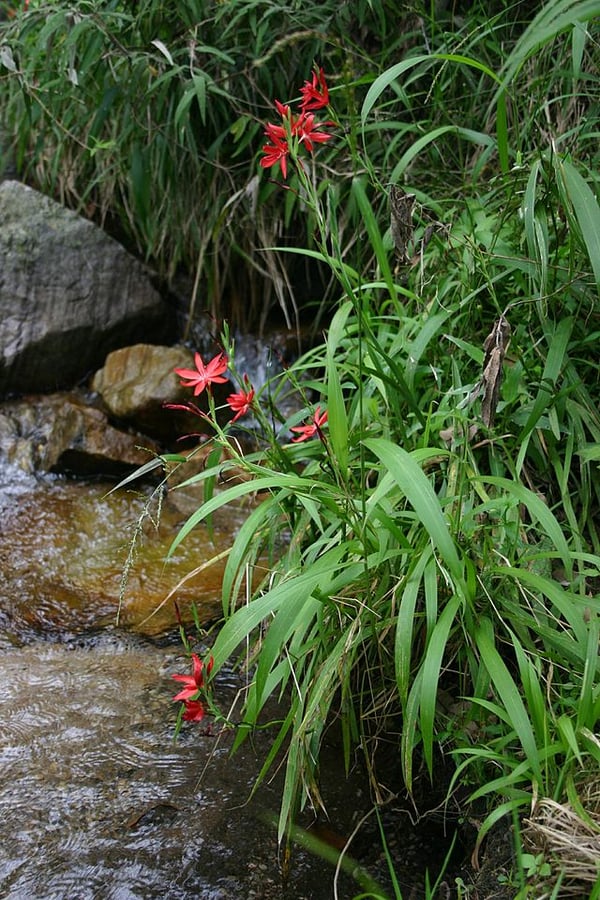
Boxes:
[0,462,459,899]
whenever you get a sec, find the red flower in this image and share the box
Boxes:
[226,379,255,423]
[163,400,208,419]
[290,406,328,442]
[299,68,329,111]
[260,134,289,179]
[175,352,229,396]
[296,113,333,151]
[269,102,332,148]
[274,99,292,122]
[182,700,205,722]
[172,653,213,701]
[260,79,335,179]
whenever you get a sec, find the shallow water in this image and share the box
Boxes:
[0,467,367,899]
[0,465,459,898]
[0,466,242,642]
[0,632,374,900]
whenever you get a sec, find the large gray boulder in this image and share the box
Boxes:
[0,180,171,395]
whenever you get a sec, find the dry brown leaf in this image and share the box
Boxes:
[481,315,511,427]
[390,184,416,263]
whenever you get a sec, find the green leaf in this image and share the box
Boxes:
[395,548,432,709]
[105,455,165,493]
[556,714,583,765]
[576,611,600,731]
[495,567,590,662]
[496,89,509,174]
[516,316,573,473]
[420,594,462,774]
[478,476,573,580]
[559,158,600,294]
[364,439,462,581]
[495,0,600,98]
[475,623,542,784]
[401,669,423,792]
[254,593,321,711]
[361,55,433,126]
[350,177,397,302]
[390,126,494,183]
[326,305,350,477]
[150,39,174,66]
[209,546,348,672]
[362,52,502,128]
[168,471,315,557]
[510,631,548,747]
[221,494,280,615]
[192,73,207,125]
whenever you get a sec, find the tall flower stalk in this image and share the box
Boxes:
[260,70,341,266]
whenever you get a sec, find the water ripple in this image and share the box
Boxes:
[0,637,371,900]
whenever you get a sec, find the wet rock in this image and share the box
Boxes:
[0,392,160,476]
[91,343,196,441]
[0,180,172,396]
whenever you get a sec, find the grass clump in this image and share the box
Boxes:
[158,5,600,891]
[0,0,418,330]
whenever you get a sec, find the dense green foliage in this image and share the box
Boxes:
[0,0,413,329]
[3,0,596,333]
[4,0,600,895]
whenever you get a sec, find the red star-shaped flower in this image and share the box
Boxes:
[182,700,206,722]
[175,352,229,396]
[260,134,289,179]
[299,68,330,111]
[226,378,255,423]
[172,653,213,701]
[290,406,328,442]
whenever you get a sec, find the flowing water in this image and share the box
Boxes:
[0,465,369,899]
[0,633,365,900]
[0,463,458,899]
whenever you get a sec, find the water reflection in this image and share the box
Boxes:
[0,634,357,899]
[0,467,243,642]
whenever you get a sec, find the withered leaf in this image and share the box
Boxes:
[390,185,416,263]
[389,184,448,268]
[481,315,511,427]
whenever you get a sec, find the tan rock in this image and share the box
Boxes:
[92,344,190,419]
[92,343,222,441]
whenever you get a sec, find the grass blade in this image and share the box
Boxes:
[476,475,573,580]
[364,438,462,581]
[558,158,600,294]
[420,594,462,774]
[476,621,542,784]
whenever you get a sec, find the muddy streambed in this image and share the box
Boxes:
[0,464,460,898]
